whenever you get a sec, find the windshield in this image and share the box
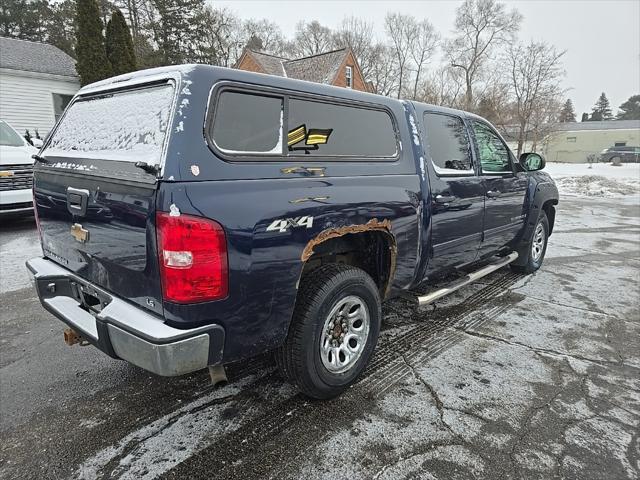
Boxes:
[44,83,174,165]
[0,121,25,147]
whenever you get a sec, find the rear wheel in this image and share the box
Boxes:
[511,212,549,274]
[276,264,381,399]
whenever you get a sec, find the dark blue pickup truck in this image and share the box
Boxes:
[27,65,558,399]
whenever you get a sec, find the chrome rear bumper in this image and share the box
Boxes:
[26,257,224,376]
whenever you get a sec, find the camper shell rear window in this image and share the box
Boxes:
[44,83,175,166]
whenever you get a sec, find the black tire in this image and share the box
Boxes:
[511,211,549,274]
[276,264,381,399]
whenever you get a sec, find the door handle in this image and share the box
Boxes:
[435,194,456,204]
[486,190,501,198]
[281,166,326,177]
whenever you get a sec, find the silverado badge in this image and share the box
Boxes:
[70,223,89,243]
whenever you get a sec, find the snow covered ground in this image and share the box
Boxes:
[545,162,640,197]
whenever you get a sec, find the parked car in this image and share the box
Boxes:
[0,120,37,216]
[27,65,559,399]
[599,145,640,163]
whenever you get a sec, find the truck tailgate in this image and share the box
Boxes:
[34,169,162,314]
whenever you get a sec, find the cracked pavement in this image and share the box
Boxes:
[1,195,639,480]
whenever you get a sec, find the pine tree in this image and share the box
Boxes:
[581,112,589,122]
[106,9,137,75]
[558,99,576,122]
[616,94,640,120]
[149,0,206,65]
[75,0,112,86]
[591,92,613,121]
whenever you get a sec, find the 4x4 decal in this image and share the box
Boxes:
[266,216,314,233]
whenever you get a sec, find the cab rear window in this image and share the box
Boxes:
[44,83,174,165]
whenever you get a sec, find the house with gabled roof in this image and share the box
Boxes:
[0,37,80,137]
[234,47,372,93]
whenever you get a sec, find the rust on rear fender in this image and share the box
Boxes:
[301,219,397,298]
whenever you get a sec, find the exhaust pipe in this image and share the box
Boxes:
[208,365,228,387]
[63,328,88,346]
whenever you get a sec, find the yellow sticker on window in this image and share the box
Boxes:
[288,124,307,146]
[306,128,332,145]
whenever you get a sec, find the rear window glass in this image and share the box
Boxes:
[211,91,283,154]
[423,113,473,174]
[44,84,174,165]
[287,99,396,157]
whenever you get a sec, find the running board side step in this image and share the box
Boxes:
[415,252,519,306]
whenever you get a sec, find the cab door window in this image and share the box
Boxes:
[472,121,512,173]
[423,112,473,175]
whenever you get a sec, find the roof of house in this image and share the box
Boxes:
[0,37,77,77]
[283,49,348,84]
[248,50,289,77]
[242,48,351,85]
[554,120,640,131]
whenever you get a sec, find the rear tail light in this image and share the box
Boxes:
[156,212,228,303]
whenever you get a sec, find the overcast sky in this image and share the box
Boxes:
[215,0,640,116]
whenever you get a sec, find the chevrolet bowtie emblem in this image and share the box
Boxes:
[71,223,89,243]
[0,170,14,177]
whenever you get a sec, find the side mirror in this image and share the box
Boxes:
[519,152,545,172]
[31,138,43,148]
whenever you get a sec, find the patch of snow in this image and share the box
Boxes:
[177,98,190,117]
[169,204,180,216]
[545,162,640,197]
[0,233,42,294]
[44,84,174,166]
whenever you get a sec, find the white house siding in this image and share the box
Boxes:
[0,68,80,137]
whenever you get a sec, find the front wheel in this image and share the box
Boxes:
[276,264,381,399]
[511,211,549,274]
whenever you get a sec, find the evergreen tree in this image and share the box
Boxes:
[558,99,576,122]
[581,112,589,122]
[148,0,206,66]
[75,0,112,86]
[616,94,640,120]
[106,9,137,75]
[48,0,77,58]
[591,92,613,121]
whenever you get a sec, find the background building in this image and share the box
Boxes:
[235,48,372,92]
[0,37,80,137]
[542,120,640,163]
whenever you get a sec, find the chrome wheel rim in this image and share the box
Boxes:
[531,222,546,262]
[320,295,370,374]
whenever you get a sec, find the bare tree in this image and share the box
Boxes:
[384,12,414,98]
[529,95,562,153]
[444,0,522,109]
[242,18,286,56]
[419,66,465,107]
[288,20,333,57]
[333,16,375,79]
[408,19,440,100]
[368,43,400,96]
[506,40,565,156]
